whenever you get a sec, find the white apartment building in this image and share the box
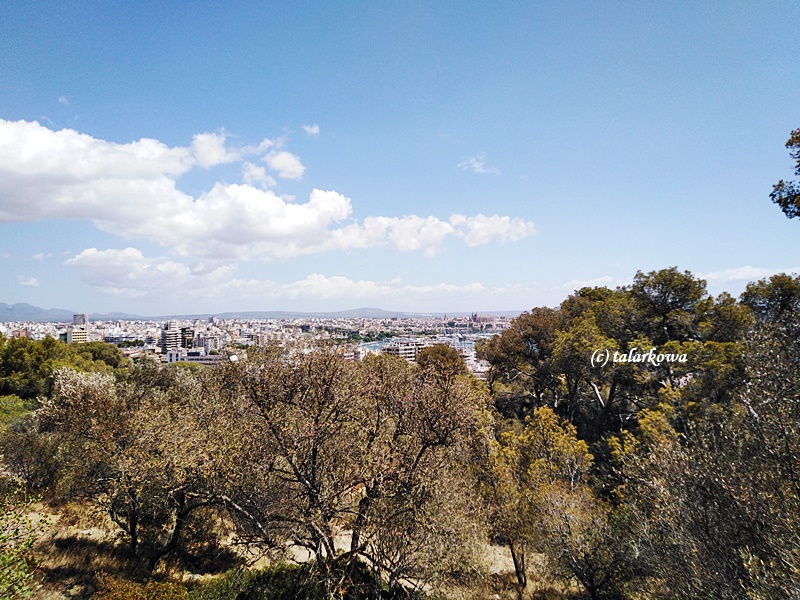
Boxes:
[381,339,431,363]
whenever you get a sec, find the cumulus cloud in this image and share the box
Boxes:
[0,119,193,185]
[457,154,499,175]
[303,124,320,137]
[63,247,499,303]
[242,162,277,189]
[32,252,52,260]
[327,214,536,256]
[263,150,306,180]
[191,131,241,167]
[65,247,234,296]
[18,276,40,287]
[450,214,537,246]
[0,119,536,261]
[66,247,653,311]
[327,216,456,256]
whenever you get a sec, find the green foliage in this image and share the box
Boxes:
[629,267,707,344]
[75,340,128,369]
[96,573,189,600]
[479,268,757,446]
[116,339,145,348]
[484,408,635,599]
[0,414,61,492]
[5,272,799,598]
[416,343,469,386]
[741,272,800,323]
[0,395,30,427]
[0,482,41,599]
[770,127,800,219]
[0,336,127,401]
[606,313,800,598]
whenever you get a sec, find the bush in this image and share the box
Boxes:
[95,573,188,599]
[190,561,414,600]
[0,482,41,599]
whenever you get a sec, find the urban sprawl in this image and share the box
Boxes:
[0,313,515,378]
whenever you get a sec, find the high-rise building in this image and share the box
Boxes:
[180,327,195,349]
[73,313,89,326]
[160,320,180,354]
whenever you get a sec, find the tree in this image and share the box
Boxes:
[76,341,128,370]
[0,336,122,403]
[211,346,488,597]
[770,128,800,219]
[476,307,563,419]
[740,272,800,323]
[33,362,219,571]
[416,343,468,386]
[483,407,631,599]
[629,267,707,345]
[610,311,800,598]
[480,269,750,446]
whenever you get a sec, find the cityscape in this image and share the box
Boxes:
[2,2,800,598]
[0,309,513,376]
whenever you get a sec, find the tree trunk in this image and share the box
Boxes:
[128,487,139,554]
[509,541,527,598]
[148,491,193,571]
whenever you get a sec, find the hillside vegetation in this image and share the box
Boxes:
[2,268,800,599]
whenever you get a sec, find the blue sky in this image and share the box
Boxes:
[1,1,799,315]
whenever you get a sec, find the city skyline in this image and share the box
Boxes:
[2,2,800,315]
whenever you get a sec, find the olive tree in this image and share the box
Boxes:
[212,346,489,596]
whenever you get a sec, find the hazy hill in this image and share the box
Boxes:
[1,302,521,322]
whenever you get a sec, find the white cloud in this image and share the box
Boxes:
[64,248,645,311]
[191,131,240,167]
[32,252,52,260]
[450,214,537,246]
[207,273,495,303]
[0,120,193,184]
[700,266,800,285]
[63,248,500,304]
[303,124,320,137]
[328,214,537,256]
[327,216,456,255]
[58,96,69,106]
[457,154,499,175]
[166,185,353,259]
[0,119,536,261]
[65,247,233,297]
[557,275,624,290]
[263,150,306,179]
[18,276,40,287]
[242,162,277,188]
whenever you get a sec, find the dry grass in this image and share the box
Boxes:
[30,502,138,599]
[26,502,582,600]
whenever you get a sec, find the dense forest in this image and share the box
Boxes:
[2,267,799,599]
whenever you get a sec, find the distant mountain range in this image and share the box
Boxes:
[0,303,142,323]
[0,302,523,323]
